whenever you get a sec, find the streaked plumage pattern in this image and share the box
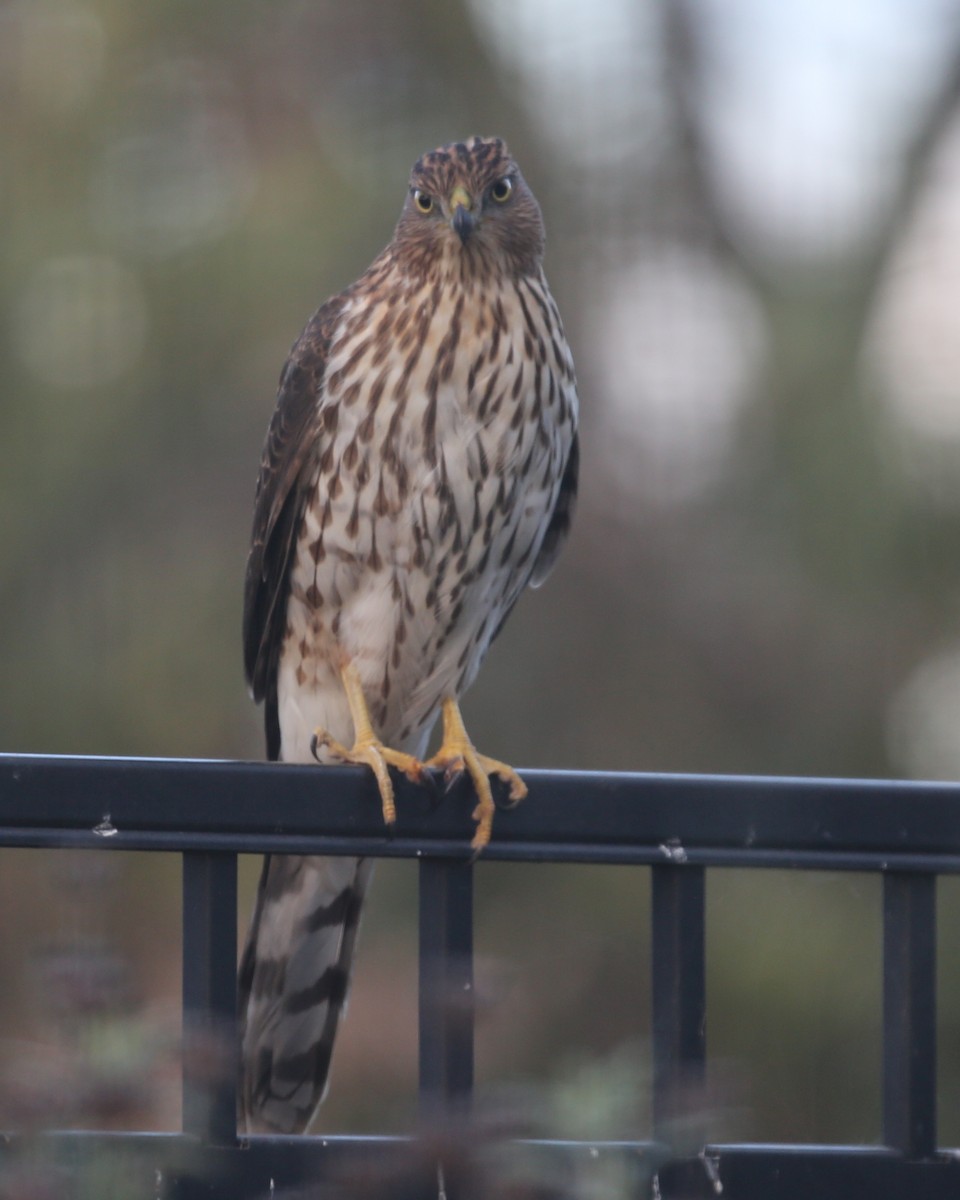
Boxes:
[240,136,579,1133]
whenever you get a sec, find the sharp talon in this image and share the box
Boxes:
[424,697,528,851]
[470,810,493,855]
[311,728,346,764]
[313,664,432,833]
[497,775,528,808]
[444,757,466,792]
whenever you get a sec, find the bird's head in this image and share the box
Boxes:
[394,136,545,278]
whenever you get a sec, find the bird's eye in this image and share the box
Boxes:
[413,189,434,214]
[490,177,513,203]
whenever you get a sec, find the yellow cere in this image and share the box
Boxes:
[449,184,471,212]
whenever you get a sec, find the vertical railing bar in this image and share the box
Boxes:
[418,857,475,1120]
[182,850,239,1146]
[883,871,937,1158]
[651,864,707,1141]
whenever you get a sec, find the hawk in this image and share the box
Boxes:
[239,136,579,1134]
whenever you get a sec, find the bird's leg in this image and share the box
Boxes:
[425,696,528,852]
[311,662,425,827]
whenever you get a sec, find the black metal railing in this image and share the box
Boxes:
[1,753,960,1197]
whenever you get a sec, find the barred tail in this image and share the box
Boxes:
[238,853,373,1133]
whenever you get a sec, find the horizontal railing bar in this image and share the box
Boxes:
[3,825,960,874]
[3,755,960,865]
[698,1142,960,1199]
[6,1130,959,1156]
[4,1132,960,1198]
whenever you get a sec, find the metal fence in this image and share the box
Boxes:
[1,753,959,1198]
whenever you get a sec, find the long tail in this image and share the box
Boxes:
[238,853,373,1133]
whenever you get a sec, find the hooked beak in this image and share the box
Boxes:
[449,185,476,244]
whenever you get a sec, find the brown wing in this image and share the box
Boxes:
[484,432,579,655]
[529,430,579,588]
[242,296,346,760]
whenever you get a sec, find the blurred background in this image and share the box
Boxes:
[3,0,960,1154]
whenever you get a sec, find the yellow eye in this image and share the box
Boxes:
[490,177,513,203]
[413,189,434,214]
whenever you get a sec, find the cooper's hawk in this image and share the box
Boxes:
[239,136,579,1134]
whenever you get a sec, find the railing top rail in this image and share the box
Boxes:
[1,753,959,870]
[1,753,956,1196]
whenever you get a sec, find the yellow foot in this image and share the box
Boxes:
[311,663,424,827]
[311,729,424,826]
[424,697,527,853]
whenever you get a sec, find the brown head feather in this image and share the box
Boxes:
[392,136,545,279]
